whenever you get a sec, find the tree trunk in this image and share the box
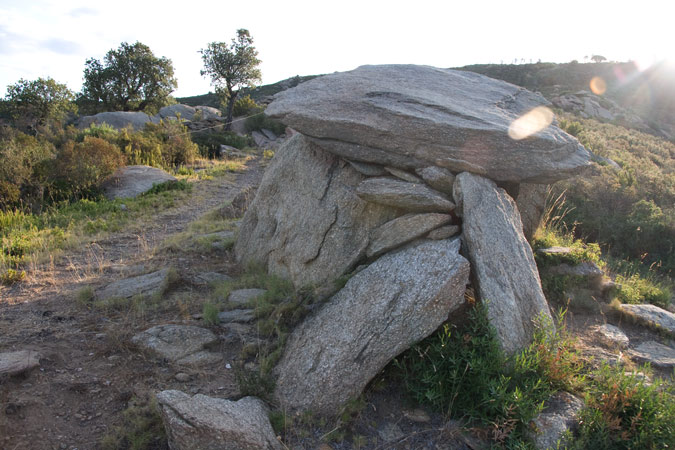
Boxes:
[224,90,237,131]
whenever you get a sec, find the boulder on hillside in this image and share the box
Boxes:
[156,391,281,450]
[131,324,222,366]
[101,165,176,200]
[235,134,400,288]
[274,239,470,414]
[454,172,553,353]
[77,111,158,130]
[96,268,172,301]
[156,104,223,122]
[528,392,584,450]
[266,64,591,183]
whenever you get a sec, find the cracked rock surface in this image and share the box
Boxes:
[273,238,469,414]
[235,134,399,288]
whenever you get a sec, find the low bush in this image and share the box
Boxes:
[244,112,285,136]
[394,305,582,446]
[190,130,251,158]
[232,94,262,116]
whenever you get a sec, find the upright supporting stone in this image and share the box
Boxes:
[454,172,553,353]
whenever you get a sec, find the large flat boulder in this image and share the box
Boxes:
[77,111,158,130]
[156,391,281,450]
[274,239,470,414]
[266,65,591,183]
[454,172,553,353]
[620,304,675,335]
[235,134,400,288]
[101,165,176,200]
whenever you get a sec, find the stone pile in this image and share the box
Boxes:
[233,65,591,415]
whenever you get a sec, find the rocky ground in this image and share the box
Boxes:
[1,148,673,450]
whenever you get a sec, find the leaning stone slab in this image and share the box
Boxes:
[218,309,255,323]
[356,177,455,213]
[620,304,675,336]
[384,167,421,183]
[97,269,171,301]
[274,239,470,414]
[266,64,590,183]
[156,391,281,450]
[131,325,221,366]
[367,213,452,258]
[235,134,399,288]
[0,350,40,377]
[347,160,387,176]
[454,172,553,354]
[101,165,177,200]
[630,341,675,368]
[528,392,584,450]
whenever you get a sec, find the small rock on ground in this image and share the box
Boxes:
[620,304,675,335]
[131,324,221,366]
[630,341,675,368]
[0,350,40,377]
[528,391,584,450]
[97,269,171,301]
[156,391,282,450]
[218,309,255,323]
[590,324,629,349]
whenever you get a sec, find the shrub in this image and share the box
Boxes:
[116,120,197,169]
[76,123,120,143]
[394,305,582,446]
[244,112,285,136]
[570,365,675,449]
[0,126,55,209]
[191,130,251,158]
[50,136,125,200]
[232,94,262,116]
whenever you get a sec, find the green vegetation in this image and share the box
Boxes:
[2,77,76,133]
[393,303,674,448]
[79,41,177,114]
[200,29,262,130]
[100,397,166,450]
[395,305,582,447]
[190,130,251,158]
[556,114,674,274]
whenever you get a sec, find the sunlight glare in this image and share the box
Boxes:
[508,106,554,141]
[590,76,607,95]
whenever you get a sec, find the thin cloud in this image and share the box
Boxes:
[68,7,98,17]
[43,38,82,55]
[0,24,33,55]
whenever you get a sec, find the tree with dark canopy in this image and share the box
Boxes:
[200,29,262,130]
[80,42,177,113]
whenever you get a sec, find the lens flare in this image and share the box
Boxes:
[590,76,607,95]
[508,106,554,141]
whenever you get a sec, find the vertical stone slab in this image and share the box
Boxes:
[454,172,553,354]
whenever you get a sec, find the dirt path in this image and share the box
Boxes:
[0,157,265,450]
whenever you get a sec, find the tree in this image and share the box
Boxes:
[200,29,262,130]
[80,42,177,113]
[3,77,76,133]
[591,55,607,63]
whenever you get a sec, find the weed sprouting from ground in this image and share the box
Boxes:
[100,396,167,450]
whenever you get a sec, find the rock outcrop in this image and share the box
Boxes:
[266,64,591,183]
[0,350,40,377]
[96,268,172,301]
[515,183,548,241]
[101,165,177,200]
[454,172,553,353]
[528,392,584,450]
[274,239,469,414]
[156,391,281,450]
[235,134,400,288]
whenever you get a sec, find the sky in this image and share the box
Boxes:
[0,0,672,98]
